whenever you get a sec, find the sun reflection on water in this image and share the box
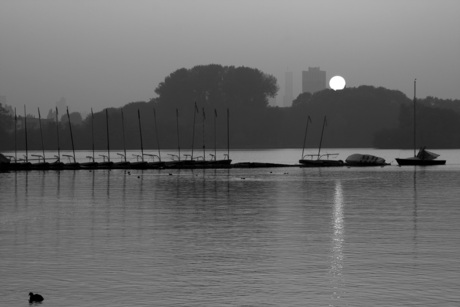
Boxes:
[330,180,345,306]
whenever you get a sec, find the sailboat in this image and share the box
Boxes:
[81,108,100,169]
[50,107,65,170]
[164,108,188,168]
[299,116,344,167]
[63,107,81,169]
[203,108,232,167]
[8,108,32,170]
[31,108,51,170]
[130,109,149,169]
[144,107,165,169]
[111,108,131,169]
[98,109,114,169]
[395,79,446,166]
[188,107,232,168]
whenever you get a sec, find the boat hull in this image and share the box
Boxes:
[130,161,149,169]
[63,163,81,170]
[165,159,232,169]
[299,159,344,167]
[80,162,99,169]
[111,162,130,169]
[396,158,446,166]
[345,154,389,167]
[97,162,114,169]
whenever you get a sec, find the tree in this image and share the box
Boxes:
[0,103,14,150]
[292,92,312,108]
[0,103,13,133]
[154,64,278,110]
[60,111,83,125]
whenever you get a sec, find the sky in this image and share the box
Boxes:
[1,0,459,116]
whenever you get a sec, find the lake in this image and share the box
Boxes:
[1,149,459,306]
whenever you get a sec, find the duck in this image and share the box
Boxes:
[28,292,44,303]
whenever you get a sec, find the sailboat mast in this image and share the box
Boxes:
[227,108,230,159]
[105,109,111,162]
[91,108,96,161]
[137,109,144,162]
[38,108,46,161]
[413,78,417,157]
[317,116,327,158]
[202,107,206,161]
[55,107,61,161]
[191,102,198,160]
[214,109,217,161]
[14,108,17,162]
[66,107,77,163]
[153,108,161,161]
[301,115,312,159]
[120,108,127,162]
[24,106,28,163]
[176,108,180,161]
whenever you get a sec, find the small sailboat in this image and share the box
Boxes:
[112,108,131,169]
[81,108,99,169]
[2,108,19,170]
[5,108,31,170]
[145,107,165,169]
[395,79,446,166]
[63,107,81,169]
[190,102,199,161]
[31,108,51,170]
[299,116,344,167]
[130,109,148,169]
[185,107,232,168]
[13,106,33,170]
[165,108,194,168]
[50,107,65,170]
[187,106,208,168]
[203,108,232,167]
[98,109,114,169]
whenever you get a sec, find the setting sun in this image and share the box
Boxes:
[329,76,346,90]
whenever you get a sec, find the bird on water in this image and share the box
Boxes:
[29,292,44,303]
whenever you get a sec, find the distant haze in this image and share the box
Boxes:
[1,0,459,115]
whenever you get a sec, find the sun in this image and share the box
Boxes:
[329,76,346,91]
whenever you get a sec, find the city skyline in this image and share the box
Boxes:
[1,0,459,115]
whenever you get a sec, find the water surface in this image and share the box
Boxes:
[1,149,460,306]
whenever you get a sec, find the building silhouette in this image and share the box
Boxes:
[302,67,326,94]
[283,71,294,107]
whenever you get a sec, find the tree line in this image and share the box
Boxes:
[1,64,459,153]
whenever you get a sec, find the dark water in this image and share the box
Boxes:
[1,149,460,306]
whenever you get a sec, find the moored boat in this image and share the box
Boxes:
[300,154,344,167]
[130,161,149,169]
[80,159,99,169]
[345,153,389,167]
[30,162,51,170]
[396,79,446,166]
[0,153,11,171]
[396,147,446,166]
[299,116,343,167]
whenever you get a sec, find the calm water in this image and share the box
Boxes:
[1,149,460,306]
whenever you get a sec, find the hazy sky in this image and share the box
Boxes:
[1,0,459,115]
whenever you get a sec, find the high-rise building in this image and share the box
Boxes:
[302,67,326,94]
[283,71,294,107]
